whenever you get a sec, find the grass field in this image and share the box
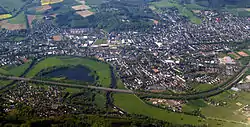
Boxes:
[0,68,9,75]
[94,93,106,108]
[41,0,64,6]
[183,90,250,126]
[151,0,202,24]
[26,56,111,87]
[114,94,205,125]
[193,84,214,92]
[94,39,107,45]
[0,0,26,14]
[85,0,103,6]
[0,79,12,87]
[113,78,206,125]
[8,12,26,25]
[8,62,31,76]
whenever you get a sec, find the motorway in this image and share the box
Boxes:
[0,63,248,99]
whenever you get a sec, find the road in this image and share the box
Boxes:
[0,62,248,99]
[0,75,135,94]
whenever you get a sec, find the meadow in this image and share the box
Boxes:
[113,79,206,125]
[8,12,26,25]
[151,0,202,24]
[0,0,27,14]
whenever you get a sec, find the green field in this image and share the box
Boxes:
[193,83,214,92]
[8,11,26,24]
[0,79,12,87]
[0,68,9,75]
[151,0,202,24]
[0,0,27,14]
[26,56,111,87]
[114,93,206,125]
[113,79,206,125]
[85,0,103,6]
[183,90,250,126]
[95,39,107,45]
[7,62,31,76]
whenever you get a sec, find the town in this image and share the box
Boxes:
[0,10,249,93]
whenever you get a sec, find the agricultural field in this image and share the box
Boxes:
[85,0,104,6]
[0,79,12,88]
[0,0,28,14]
[183,90,250,126]
[0,11,27,30]
[73,0,94,17]
[41,0,64,6]
[193,83,214,92]
[76,10,94,17]
[7,62,32,76]
[8,12,26,25]
[94,39,108,45]
[26,56,111,88]
[150,0,202,24]
[113,79,206,126]
[0,14,12,20]
[36,5,52,12]
[72,5,90,11]
[27,15,36,28]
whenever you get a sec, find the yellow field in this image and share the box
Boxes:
[0,14,12,19]
[41,0,63,5]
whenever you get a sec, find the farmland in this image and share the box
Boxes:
[0,14,12,20]
[8,12,26,25]
[0,0,28,14]
[85,0,104,6]
[36,5,52,12]
[41,0,64,6]
[72,5,90,11]
[113,79,206,125]
[7,62,32,76]
[76,10,94,17]
[183,90,250,126]
[150,0,202,24]
[0,11,27,30]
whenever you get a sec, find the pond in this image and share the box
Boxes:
[43,66,95,83]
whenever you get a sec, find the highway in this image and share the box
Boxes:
[0,75,135,94]
[0,63,248,99]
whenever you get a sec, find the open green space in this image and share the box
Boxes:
[114,94,205,125]
[95,39,107,45]
[7,62,31,76]
[151,0,202,24]
[113,78,206,125]
[26,56,111,88]
[8,11,26,24]
[85,0,103,6]
[0,79,12,87]
[94,93,106,109]
[183,90,250,126]
[0,0,27,14]
[0,68,9,75]
[193,83,214,92]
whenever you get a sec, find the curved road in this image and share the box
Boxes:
[0,63,248,99]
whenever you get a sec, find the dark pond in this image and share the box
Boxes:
[43,66,95,83]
